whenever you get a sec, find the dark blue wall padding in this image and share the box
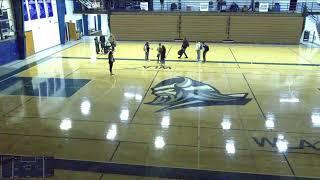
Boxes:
[10,0,26,60]
[73,0,82,12]
[97,14,101,31]
[56,0,66,44]
[83,14,89,35]
[0,39,20,65]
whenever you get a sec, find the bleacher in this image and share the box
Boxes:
[111,12,303,44]
[111,12,179,41]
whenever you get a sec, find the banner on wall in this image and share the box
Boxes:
[37,0,46,18]
[46,0,54,17]
[28,0,38,20]
[23,0,29,21]
[259,3,269,12]
[200,3,209,11]
[140,2,148,11]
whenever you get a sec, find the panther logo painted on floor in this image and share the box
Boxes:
[146,77,252,112]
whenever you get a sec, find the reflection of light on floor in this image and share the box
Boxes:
[155,136,165,149]
[124,92,143,101]
[124,92,135,98]
[135,94,143,101]
[221,118,231,130]
[106,124,117,140]
[120,109,129,122]
[311,113,320,127]
[279,97,300,103]
[161,115,170,128]
[225,140,235,154]
[60,118,72,131]
[265,119,275,130]
[265,112,275,130]
[90,56,97,63]
[276,134,288,153]
[81,99,91,116]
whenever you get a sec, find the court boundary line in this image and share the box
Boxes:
[1,154,314,179]
[2,130,320,156]
[129,71,159,123]
[53,158,303,179]
[283,154,296,176]
[3,115,320,136]
[242,73,266,119]
[228,47,241,68]
[57,56,320,67]
[0,42,83,83]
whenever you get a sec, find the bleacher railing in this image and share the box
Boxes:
[74,0,320,14]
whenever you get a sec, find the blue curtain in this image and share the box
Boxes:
[83,14,89,36]
[11,0,26,59]
[56,0,66,44]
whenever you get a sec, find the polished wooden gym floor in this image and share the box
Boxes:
[1,40,320,179]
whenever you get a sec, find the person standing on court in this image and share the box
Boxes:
[195,41,202,62]
[160,44,166,65]
[157,43,162,63]
[108,51,115,75]
[108,34,116,51]
[94,37,100,54]
[202,42,209,63]
[178,37,189,59]
[144,41,150,61]
[100,35,106,54]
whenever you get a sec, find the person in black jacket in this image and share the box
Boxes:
[202,42,209,63]
[157,43,162,63]
[94,37,100,54]
[100,35,106,54]
[108,51,115,75]
[178,37,189,59]
[160,45,166,64]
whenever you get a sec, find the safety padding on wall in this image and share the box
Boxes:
[181,15,229,42]
[229,16,304,44]
[110,12,303,44]
[110,13,179,41]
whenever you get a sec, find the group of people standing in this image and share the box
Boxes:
[94,34,117,75]
[144,42,167,64]
[94,34,116,55]
[144,37,209,63]
[179,38,210,62]
[195,41,210,62]
[94,35,211,75]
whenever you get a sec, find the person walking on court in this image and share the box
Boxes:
[144,41,151,61]
[157,43,162,63]
[94,37,100,54]
[108,51,115,75]
[202,42,209,63]
[178,37,189,59]
[100,35,106,54]
[195,41,202,62]
[160,44,166,65]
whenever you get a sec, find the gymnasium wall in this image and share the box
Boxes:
[300,15,320,45]
[228,15,304,43]
[100,14,110,36]
[110,12,303,44]
[24,0,61,53]
[65,0,82,23]
[1,0,15,36]
[88,14,98,31]
[110,13,179,41]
